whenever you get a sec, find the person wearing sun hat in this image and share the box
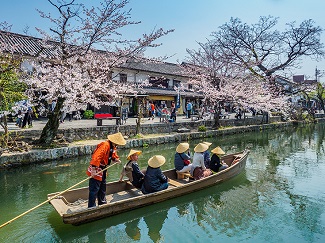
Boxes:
[174,142,192,172]
[86,132,126,208]
[141,155,169,194]
[119,149,145,189]
[209,146,229,172]
[191,143,212,180]
[202,141,212,168]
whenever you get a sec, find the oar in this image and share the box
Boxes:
[0,162,118,229]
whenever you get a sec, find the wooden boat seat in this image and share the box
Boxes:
[168,179,184,187]
[176,171,193,180]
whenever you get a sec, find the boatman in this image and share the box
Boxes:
[86,132,126,208]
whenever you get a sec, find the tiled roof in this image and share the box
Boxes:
[141,87,203,98]
[119,60,187,77]
[0,31,188,78]
[0,30,60,58]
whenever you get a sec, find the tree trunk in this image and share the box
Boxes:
[0,114,9,148]
[135,99,142,135]
[37,97,64,146]
[320,100,325,114]
[213,106,220,128]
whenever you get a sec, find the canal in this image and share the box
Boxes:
[0,123,325,242]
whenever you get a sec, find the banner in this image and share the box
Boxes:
[176,88,180,108]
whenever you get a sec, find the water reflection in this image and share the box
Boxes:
[125,218,141,240]
[144,209,168,242]
[1,124,325,242]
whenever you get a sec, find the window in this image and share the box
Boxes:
[173,80,181,88]
[119,73,127,83]
[149,77,168,88]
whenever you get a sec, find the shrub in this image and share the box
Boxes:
[198,125,207,132]
[83,110,94,119]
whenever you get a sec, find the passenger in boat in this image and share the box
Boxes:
[141,155,169,194]
[209,146,229,172]
[174,142,192,172]
[202,141,212,168]
[119,149,145,189]
[86,132,126,208]
[191,143,212,180]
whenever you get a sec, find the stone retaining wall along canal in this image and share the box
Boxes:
[0,120,290,168]
[3,115,281,143]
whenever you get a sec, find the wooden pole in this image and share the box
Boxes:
[0,163,118,229]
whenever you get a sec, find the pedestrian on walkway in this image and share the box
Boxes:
[170,101,177,121]
[186,101,192,119]
[15,110,23,127]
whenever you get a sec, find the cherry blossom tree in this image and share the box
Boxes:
[184,16,324,126]
[184,64,290,127]
[24,0,173,145]
[200,16,324,78]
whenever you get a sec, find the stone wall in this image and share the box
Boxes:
[4,116,281,144]
[0,121,289,168]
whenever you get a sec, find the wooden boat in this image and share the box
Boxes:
[48,149,249,225]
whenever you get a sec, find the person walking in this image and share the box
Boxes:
[186,101,192,119]
[170,101,177,122]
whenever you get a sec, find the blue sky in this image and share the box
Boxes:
[1,0,325,79]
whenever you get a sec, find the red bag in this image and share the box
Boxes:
[184,160,190,165]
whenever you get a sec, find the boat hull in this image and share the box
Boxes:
[48,150,249,225]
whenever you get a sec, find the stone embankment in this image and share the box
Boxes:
[0,119,291,168]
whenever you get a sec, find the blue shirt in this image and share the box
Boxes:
[187,102,192,111]
[174,152,191,171]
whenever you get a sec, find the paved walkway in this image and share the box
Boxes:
[3,115,201,132]
[2,112,247,133]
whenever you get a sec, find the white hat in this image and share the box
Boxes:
[148,155,166,168]
[107,132,126,145]
[176,142,189,153]
[194,143,209,153]
[202,142,212,147]
[127,149,142,160]
[211,146,225,155]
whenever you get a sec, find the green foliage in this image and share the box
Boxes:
[83,110,94,119]
[132,134,143,139]
[302,113,315,123]
[271,111,283,116]
[198,125,207,132]
[0,54,27,111]
[143,143,149,148]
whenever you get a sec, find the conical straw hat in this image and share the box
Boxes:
[107,132,126,145]
[211,146,225,155]
[194,143,209,153]
[127,149,142,160]
[202,141,212,147]
[176,142,189,153]
[148,155,166,168]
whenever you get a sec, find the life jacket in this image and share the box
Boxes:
[86,141,119,181]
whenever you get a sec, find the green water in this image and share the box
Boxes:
[1,124,325,242]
